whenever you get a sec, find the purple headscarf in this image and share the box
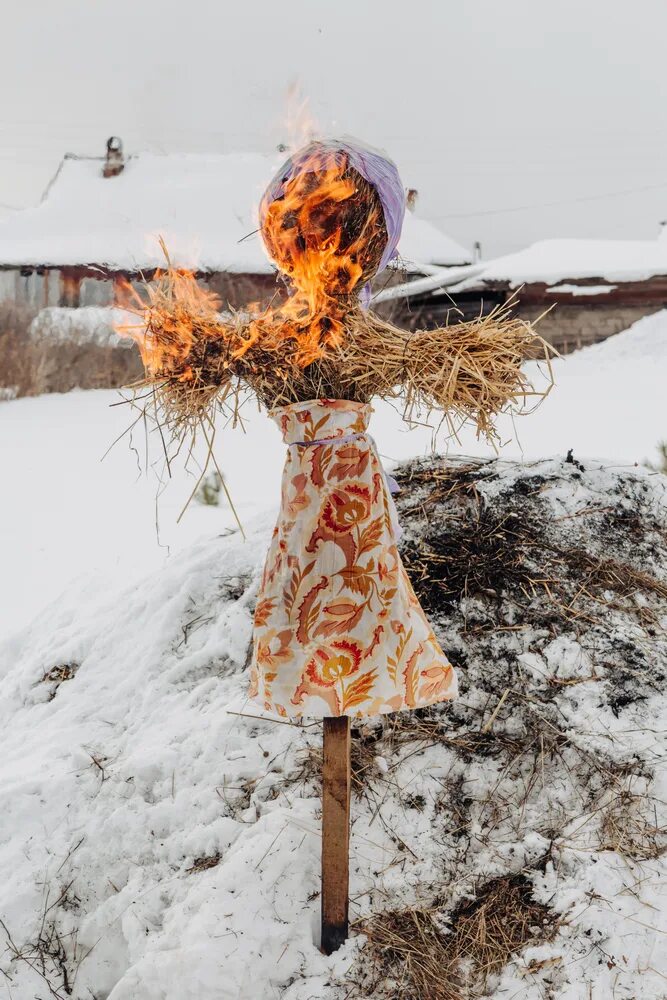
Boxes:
[260,137,406,288]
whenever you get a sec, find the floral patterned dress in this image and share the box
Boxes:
[248,399,457,718]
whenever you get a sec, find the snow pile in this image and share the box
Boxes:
[30,307,136,347]
[465,237,667,288]
[0,455,664,999]
[0,152,470,274]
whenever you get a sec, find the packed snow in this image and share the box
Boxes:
[0,152,470,275]
[0,309,666,998]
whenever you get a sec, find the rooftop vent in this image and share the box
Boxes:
[103,136,124,178]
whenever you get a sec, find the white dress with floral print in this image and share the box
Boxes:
[249,399,457,718]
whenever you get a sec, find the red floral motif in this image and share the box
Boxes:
[321,484,371,533]
[307,638,363,686]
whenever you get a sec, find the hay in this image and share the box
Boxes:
[337,302,553,442]
[185,853,222,875]
[599,786,666,861]
[356,873,557,1000]
[121,269,552,447]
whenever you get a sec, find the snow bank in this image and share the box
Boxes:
[482,308,667,466]
[30,307,136,347]
[0,152,469,274]
[0,455,664,999]
[554,306,667,365]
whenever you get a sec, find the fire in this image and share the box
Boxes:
[247,143,386,366]
[116,246,229,383]
[118,145,388,378]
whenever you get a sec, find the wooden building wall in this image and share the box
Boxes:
[402,275,667,355]
[0,266,280,313]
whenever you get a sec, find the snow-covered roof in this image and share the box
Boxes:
[398,216,471,268]
[467,237,667,289]
[0,152,470,274]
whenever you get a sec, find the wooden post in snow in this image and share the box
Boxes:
[321,716,351,955]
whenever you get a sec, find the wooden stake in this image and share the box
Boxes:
[321,715,351,955]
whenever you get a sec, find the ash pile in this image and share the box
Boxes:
[398,453,666,721]
[349,453,666,1000]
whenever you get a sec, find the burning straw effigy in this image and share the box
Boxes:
[117,137,555,954]
[119,140,553,448]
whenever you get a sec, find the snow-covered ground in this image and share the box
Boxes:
[1,308,665,639]
[0,456,664,999]
[0,310,665,999]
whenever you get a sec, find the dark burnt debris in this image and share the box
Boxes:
[397,457,666,619]
[396,456,667,705]
[344,455,666,998]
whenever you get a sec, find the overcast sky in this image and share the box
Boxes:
[2,0,667,257]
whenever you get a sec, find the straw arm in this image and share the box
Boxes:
[342,305,553,442]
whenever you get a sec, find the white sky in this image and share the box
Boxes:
[2,0,667,257]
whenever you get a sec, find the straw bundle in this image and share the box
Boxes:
[122,269,552,447]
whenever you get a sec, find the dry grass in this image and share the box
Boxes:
[599,786,666,862]
[338,301,554,442]
[40,662,79,701]
[0,879,87,1000]
[0,301,142,397]
[356,873,557,1000]
[0,301,38,397]
[41,664,78,685]
[121,276,552,449]
[398,462,667,630]
[185,853,222,875]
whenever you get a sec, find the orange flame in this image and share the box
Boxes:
[116,251,228,382]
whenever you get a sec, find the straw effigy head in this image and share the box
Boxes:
[259,139,405,300]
